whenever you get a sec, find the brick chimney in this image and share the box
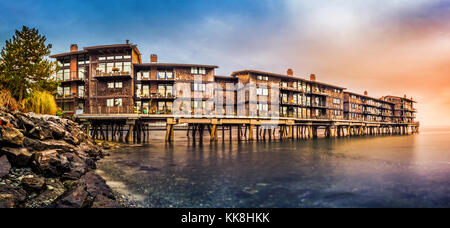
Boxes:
[150,54,158,63]
[404,94,407,99]
[287,69,294,76]
[310,74,316,81]
[70,44,78,52]
[364,91,368,96]
[126,40,130,44]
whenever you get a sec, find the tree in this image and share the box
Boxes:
[0,26,58,103]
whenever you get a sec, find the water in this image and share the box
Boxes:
[97,127,450,208]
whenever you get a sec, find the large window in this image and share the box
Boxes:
[63,86,70,96]
[142,85,150,97]
[57,70,63,81]
[158,84,173,97]
[57,86,63,96]
[191,67,206,75]
[256,88,268,96]
[107,98,122,107]
[64,69,70,81]
[78,67,85,80]
[157,71,174,79]
[192,83,206,92]
[97,63,106,74]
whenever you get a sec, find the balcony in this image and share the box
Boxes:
[95,70,132,80]
[308,90,328,96]
[311,102,327,108]
[280,86,304,93]
[139,77,176,82]
[58,72,86,83]
[55,93,85,101]
[137,93,176,100]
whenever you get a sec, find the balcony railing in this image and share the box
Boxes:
[95,71,131,78]
[138,93,176,99]
[56,93,85,100]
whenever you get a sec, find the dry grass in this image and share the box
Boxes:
[0,89,20,111]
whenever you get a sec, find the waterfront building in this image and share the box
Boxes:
[50,42,417,126]
[344,91,395,123]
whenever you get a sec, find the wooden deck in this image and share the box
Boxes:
[75,114,420,143]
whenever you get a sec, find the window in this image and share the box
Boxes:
[97,63,106,74]
[78,85,84,98]
[107,63,114,73]
[115,55,123,60]
[257,104,268,111]
[115,99,123,107]
[99,57,106,61]
[137,72,142,80]
[124,55,131,59]
[107,99,114,107]
[57,70,63,81]
[281,82,288,88]
[64,69,70,81]
[57,86,63,96]
[107,56,114,60]
[142,71,150,79]
[63,86,70,96]
[114,62,123,72]
[115,82,122,88]
[142,85,149,97]
[157,71,174,79]
[199,68,206,74]
[78,67,85,80]
[191,67,206,75]
[108,82,115,88]
[257,76,268,81]
[333,98,341,105]
[256,88,268,96]
[191,67,198,74]
[124,62,131,73]
[192,101,206,109]
[192,83,206,92]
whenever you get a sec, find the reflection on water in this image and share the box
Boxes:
[97,127,450,208]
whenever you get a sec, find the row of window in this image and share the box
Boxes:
[97,62,132,74]
[136,84,174,97]
[191,67,206,75]
[107,82,123,89]
[136,71,174,80]
[57,86,84,97]
[99,55,131,61]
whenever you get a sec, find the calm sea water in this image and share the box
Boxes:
[97,127,450,208]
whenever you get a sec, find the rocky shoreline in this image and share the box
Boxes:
[0,110,120,208]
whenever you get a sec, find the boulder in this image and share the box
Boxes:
[0,126,24,146]
[0,185,27,208]
[52,172,119,208]
[21,177,46,193]
[0,156,11,178]
[0,147,32,167]
[31,150,70,176]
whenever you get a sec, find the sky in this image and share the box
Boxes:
[0,0,449,126]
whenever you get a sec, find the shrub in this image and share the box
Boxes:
[0,89,20,111]
[22,90,58,115]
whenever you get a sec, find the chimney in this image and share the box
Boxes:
[126,40,130,44]
[364,91,368,96]
[150,54,158,63]
[70,44,78,52]
[310,74,316,81]
[287,69,294,76]
[404,94,407,99]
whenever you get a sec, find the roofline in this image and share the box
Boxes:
[50,43,141,59]
[345,91,395,104]
[231,70,346,90]
[134,63,218,69]
[382,95,417,103]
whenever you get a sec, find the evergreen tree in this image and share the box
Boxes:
[0,26,58,103]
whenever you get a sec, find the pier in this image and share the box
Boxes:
[76,114,420,143]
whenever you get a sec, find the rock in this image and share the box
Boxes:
[23,138,75,152]
[0,156,11,178]
[52,172,118,208]
[91,194,121,208]
[0,126,24,146]
[31,150,70,177]
[0,184,27,208]
[21,177,45,193]
[52,184,89,208]
[0,147,32,167]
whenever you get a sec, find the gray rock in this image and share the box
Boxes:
[0,156,11,178]
[1,147,32,167]
[0,184,27,208]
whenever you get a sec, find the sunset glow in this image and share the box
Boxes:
[1,0,449,125]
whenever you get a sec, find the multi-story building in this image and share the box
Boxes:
[381,95,417,123]
[344,91,395,123]
[51,42,142,115]
[50,42,417,125]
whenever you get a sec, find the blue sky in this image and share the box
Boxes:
[1,0,450,125]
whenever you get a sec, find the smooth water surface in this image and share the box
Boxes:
[97,127,450,208]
